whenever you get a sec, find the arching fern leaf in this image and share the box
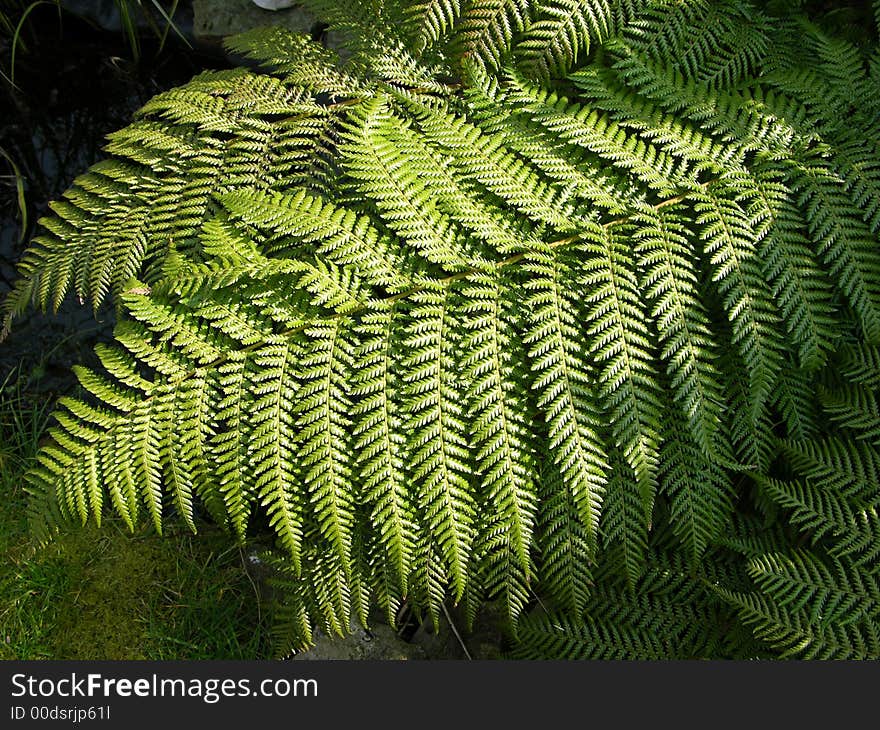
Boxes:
[5,0,879,658]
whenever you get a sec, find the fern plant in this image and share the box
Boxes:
[3,0,879,658]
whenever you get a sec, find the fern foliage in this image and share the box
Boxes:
[4,0,880,658]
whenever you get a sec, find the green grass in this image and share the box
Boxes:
[0,369,271,660]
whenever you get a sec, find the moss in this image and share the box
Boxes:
[0,375,270,660]
[2,519,270,659]
[49,525,170,659]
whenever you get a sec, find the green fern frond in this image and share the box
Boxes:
[791,158,880,343]
[7,0,880,659]
[659,400,734,564]
[713,584,879,659]
[404,285,476,605]
[522,247,607,551]
[404,0,462,55]
[294,319,358,575]
[626,1,769,90]
[454,0,532,75]
[818,382,880,445]
[512,551,740,659]
[745,550,879,627]
[580,227,661,513]
[691,183,786,418]
[461,273,537,576]
[632,204,724,456]
[515,0,613,81]
[839,342,880,389]
[506,72,689,194]
[351,301,416,598]
[535,461,594,614]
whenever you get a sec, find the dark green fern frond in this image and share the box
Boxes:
[712,582,879,659]
[659,399,735,564]
[511,550,745,659]
[690,182,786,419]
[790,157,880,343]
[745,166,838,370]
[625,1,770,90]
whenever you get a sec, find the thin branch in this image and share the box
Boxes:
[441,602,473,660]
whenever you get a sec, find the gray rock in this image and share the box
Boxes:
[251,0,298,10]
[289,624,427,661]
[192,0,316,40]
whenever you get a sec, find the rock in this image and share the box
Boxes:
[251,0,298,10]
[192,0,316,40]
[289,624,427,661]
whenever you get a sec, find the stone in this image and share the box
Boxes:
[192,0,316,40]
[251,0,298,9]
[289,624,427,661]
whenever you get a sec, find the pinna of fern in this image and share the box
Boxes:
[514,342,880,659]
[2,0,879,658]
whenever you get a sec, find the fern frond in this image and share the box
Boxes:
[294,319,357,575]
[580,227,662,514]
[746,550,879,627]
[522,247,607,550]
[462,273,537,575]
[625,0,769,90]
[1,72,338,333]
[467,84,637,213]
[338,95,492,272]
[516,0,613,82]
[224,27,367,98]
[219,188,417,294]
[610,45,807,159]
[454,0,532,75]
[351,301,416,597]
[780,435,880,498]
[690,182,785,418]
[405,0,462,55]
[839,342,880,390]
[513,551,736,658]
[713,583,880,659]
[535,460,594,614]
[506,72,689,194]
[251,343,305,567]
[771,361,820,441]
[659,400,734,563]
[569,66,745,178]
[744,167,838,370]
[791,158,880,343]
[404,286,475,605]
[407,100,583,232]
[759,477,880,569]
[632,204,724,456]
[818,384,880,447]
[211,356,256,542]
[600,447,648,587]
[9,2,880,658]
